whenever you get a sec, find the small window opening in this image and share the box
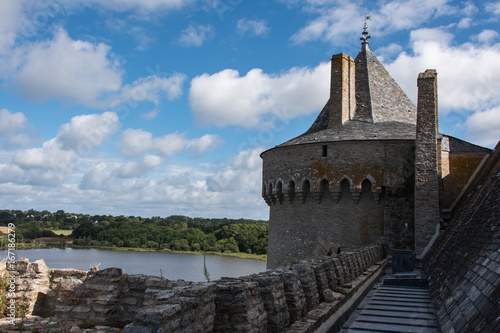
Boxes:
[322,145,328,157]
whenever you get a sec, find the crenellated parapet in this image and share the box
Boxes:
[262,175,383,206]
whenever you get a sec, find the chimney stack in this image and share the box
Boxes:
[329,53,355,126]
[414,69,441,258]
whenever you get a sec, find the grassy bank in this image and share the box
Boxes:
[72,245,267,262]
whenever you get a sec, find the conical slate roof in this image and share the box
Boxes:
[353,43,416,124]
[279,39,417,147]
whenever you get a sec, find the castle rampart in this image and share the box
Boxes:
[0,245,385,332]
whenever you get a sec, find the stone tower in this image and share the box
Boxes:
[261,29,492,269]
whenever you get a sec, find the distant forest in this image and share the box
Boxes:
[0,210,268,255]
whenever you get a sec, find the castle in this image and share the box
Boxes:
[261,27,492,269]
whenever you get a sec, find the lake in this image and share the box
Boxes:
[0,248,267,282]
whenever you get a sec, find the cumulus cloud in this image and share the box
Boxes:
[5,112,120,186]
[189,62,330,128]
[288,0,454,45]
[69,0,194,15]
[206,147,263,193]
[385,36,500,112]
[485,2,500,15]
[0,0,23,54]
[0,109,29,137]
[465,107,500,147]
[119,73,187,106]
[56,112,120,153]
[0,109,35,148]
[118,129,222,158]
[236,18,270,37]
[141,109,161,120]
[10,28,122,108]
[383,30,500,147]
[187,134,224,154]
[178,24,215,47]
[471,30,499,44]
[119,155,163,178]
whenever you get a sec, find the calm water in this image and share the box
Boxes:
[0,248,266,282]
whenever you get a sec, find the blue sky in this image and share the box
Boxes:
[0,0,499,220]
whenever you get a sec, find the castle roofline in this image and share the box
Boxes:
[261,120,416,157]
[302,30,417,139]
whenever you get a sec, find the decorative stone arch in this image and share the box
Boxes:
[287,179,296,203]
[361,178,373,192]
[363,175,381,204]
[363,174,377,189]
[268,182,276,204]
[339,178,354,203]
[341,175,354,190]
[276,181,284,204]
[299,179,311,203]
[316,178,330,204]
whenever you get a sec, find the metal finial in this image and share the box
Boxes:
[361,10,371,44]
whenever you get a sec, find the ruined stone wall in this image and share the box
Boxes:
[262,140,413,268]
[1,245,385,333]
[424,142,500,333]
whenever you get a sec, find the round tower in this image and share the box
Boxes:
[262,33,418,268]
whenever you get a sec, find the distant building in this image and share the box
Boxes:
[261,27,492,269]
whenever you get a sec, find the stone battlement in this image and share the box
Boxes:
[0,245,385,332]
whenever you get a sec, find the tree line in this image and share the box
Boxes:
[0,210,268,255]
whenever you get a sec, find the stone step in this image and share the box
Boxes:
[360,309,437,320]
[348,321,441,333]
[356,314,439,327]
[363,304,435,314]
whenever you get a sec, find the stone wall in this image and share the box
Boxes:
[424,142,500,333]
[1,245,385,332]
[262,140,414,268]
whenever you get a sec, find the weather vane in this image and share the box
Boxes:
[361,7,371,44]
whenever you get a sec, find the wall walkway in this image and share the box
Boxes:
[0,245,385,332]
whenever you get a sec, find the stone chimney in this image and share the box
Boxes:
[329,53,355,126]
[414,69,441,258]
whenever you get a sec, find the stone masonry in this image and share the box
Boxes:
[0,245,385,332]
[414,69,442,257]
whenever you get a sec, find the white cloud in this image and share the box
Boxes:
[118,154,163,178]
[119,73,187,106]
[457,17,473,29]
[5,112,120,186]
[118,129,222,158]
[485,2,500,15]
[189,62,330,128]
[0,109,35,148]
[384,32,500,147]
[236,18,270,37]
[290,3,360,45]
[375,43,403,62]
[206,147,263,193]
[188,134,224,154]
[10,28,122,108]
[56,112,119,153]
[410,27,454,45]
[0,0,24,54]
[472,30,499,44]
[178,24,215,47]
[70,0,194,15]
[288,0,454,45]
[385,37,500,112]
[465,107,500,147]
[141,109,161,120]
[0,108,29,137]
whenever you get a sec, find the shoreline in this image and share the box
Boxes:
[9,245,268,262]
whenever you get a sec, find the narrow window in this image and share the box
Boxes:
[322,145,328,157]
